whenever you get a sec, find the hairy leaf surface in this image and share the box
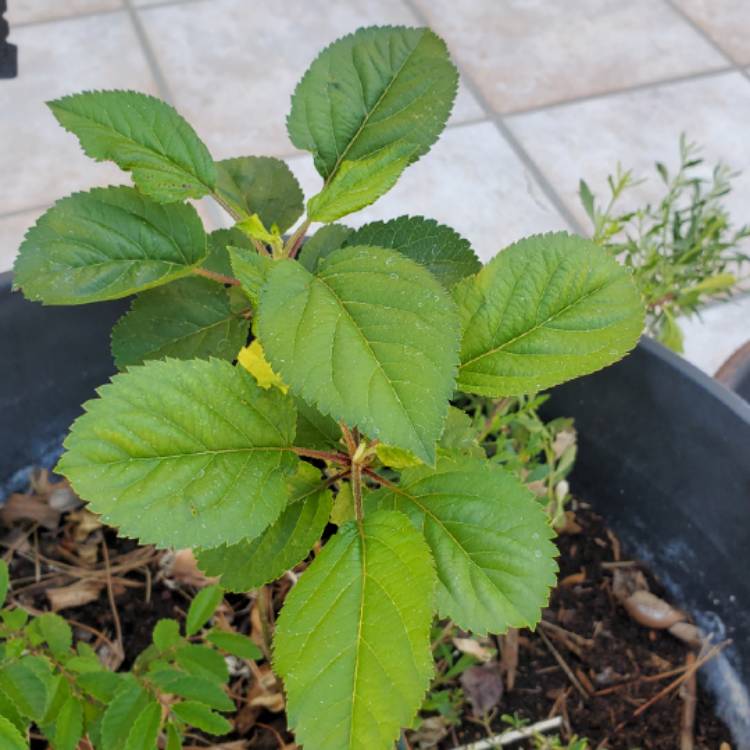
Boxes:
[204,228,252,277]
[345,216,480,287]
[197,463,332,591]
[57,358,298,548]
[111,277,249,369]
[216,156,303,230]
[229,246,272,308]
[368,455,558,634]
[454,232,644,396]
[14,187,206,305]
[274,511,435,750]
[298,224,353,272]
[289,26,457,217]
[48,90,215,202]
[258,246,460,463]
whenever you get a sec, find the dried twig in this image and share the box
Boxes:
[632,640,730,718]
[102,542,124,666]
[538,627,588,700]
[680,653,697,750]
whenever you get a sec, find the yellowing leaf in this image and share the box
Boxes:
[238,341,288,393]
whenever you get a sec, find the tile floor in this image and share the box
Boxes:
[2,0,748,375]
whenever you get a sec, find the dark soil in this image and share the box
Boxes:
[1,478,732,750]
[438,503,732,750]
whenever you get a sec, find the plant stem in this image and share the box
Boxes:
[290,446,350,466]
[352,463,364,525]
[286,218,312,259]
[192,267,241,286]
[362,467,399,490]
[340,421,357,456]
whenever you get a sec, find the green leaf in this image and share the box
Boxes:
[57,358,298,549]
[329,481,355,526]
[101,680,150,750]
[0,686,25,734]
[368,454,558,634]
[152,619,182,653]
[0,662,48,720]
[0,716,27,750]
[274,511,435,750]
[307,143,414,222]
[77,671,123,703]
[659,308,684,353]
[124,701,161,750]
[578,179,595,222]
[288,26,457,217]
[375,444,422,469]
[258,246,460,463]
[439,406,483,457]
[229,246,272,308]
[344,216,481,287]
[55,695,84,750]
[0,561,8,607]
[174,644,228,683]
[205,227,252,277]
[454,232,644,396]
[206,631,262,661]
[293,397,342,451]
[297,224,353,272]
[171,701,232,736]
[13,187,207,305]
[197,463,332,591]
[111,277,249,369]
[48,90,216,203]
[216,156,304,231]
[36,612,73,657]
[150,670,233,711]
[166,723,182,750]
[185,585,223,637]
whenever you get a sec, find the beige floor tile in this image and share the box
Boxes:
[1,12,159,214]
[672,0,750,65]
[681,294,750,375]
[506,72,750,231]
[137,0,485,161]
[0,208,46,274]
[411,0,727,113]
[7,0,122,26]
[287,121,569,263]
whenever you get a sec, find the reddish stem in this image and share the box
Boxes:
[192,267,241,286]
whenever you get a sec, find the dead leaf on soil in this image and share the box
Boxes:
[0,493,60,530]
[160,548,219,588]
[452,636,495,663]
[460,663,504,716]
[410,716,451,748]
[46,579,104,611]
[67,509,103,542]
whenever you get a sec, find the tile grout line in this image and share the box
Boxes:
[10,0,202,30]
[664,0,750,83]
[123,0,174,103]
[399,0,584,234]
[503,66,735,119]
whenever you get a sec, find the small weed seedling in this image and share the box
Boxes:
[12,25,644,750]
[0,569,260,748]
[580,135,749,352]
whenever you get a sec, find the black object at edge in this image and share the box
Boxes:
[0,0,18,79]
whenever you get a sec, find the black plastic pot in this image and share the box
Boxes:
[2,272,749,745]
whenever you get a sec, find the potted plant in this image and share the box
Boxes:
[1,24,748,749]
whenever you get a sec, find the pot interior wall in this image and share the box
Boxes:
[0,274,128,495]
[543,337,750,745]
